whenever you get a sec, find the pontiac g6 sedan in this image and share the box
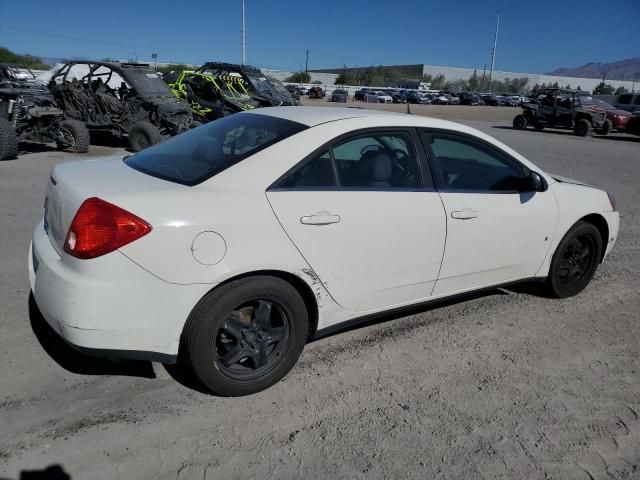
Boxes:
[29,107,619,396]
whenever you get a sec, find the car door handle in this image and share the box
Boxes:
[300,213,341,225]
[451,208,479,220]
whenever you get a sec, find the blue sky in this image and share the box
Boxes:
[1,0,639,74]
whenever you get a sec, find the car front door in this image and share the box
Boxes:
[420,130,558,296]
[266,129,447,312]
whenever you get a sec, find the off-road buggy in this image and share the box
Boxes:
[307,86,325,99]
[167,70,258,122]
[0,63,89,160]
[513,88,611,137]
[49,62,193,151]
[196,63,300,107]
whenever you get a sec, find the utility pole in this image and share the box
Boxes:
[488,10,502,94]
[241,0,246,65]
[305,49,309,81]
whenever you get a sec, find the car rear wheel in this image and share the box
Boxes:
[129,121,163,152]
[513,114,528,130]
[0,117,18,160]
[573,118,592,137]
[545,221,602,298]
[183,276,309,396]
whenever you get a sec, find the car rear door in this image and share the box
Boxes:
[266,129,447,312]
[419,129,558,296]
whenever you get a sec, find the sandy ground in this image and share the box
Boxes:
[1,106,639,480]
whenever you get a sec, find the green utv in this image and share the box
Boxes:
[167,70,258,123]
[165,63,300,123]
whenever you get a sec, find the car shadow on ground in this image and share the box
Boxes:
[28,293,155,379]
[0,464,72,480]
[493,125,639,142]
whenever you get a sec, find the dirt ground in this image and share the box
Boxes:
[1,105,639,480]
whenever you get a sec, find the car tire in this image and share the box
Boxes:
[573,118,592,137]
[0,117,18,160]
[58,119,90,153]
[183,276,309,396]
[129,121,163,152]
[544,221,602,298]
[597,119,612,135]
[513,114,528,130]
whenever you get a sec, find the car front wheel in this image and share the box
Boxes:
[513,114,528,130]
[545,221,602,298]
[183,276,309,396]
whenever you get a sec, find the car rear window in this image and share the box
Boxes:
[125,113,307,186]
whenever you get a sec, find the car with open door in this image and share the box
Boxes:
[29,107,619,396]
[49,61,194,152]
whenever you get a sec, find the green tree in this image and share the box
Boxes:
[468,70,479,91]
[430,74,446,89]
[285,71,311,83]
[593,82,615,95]
[0,46,49,69]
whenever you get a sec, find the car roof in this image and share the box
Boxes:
[245,106,468,129]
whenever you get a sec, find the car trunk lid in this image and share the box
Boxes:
[44,156,185,256]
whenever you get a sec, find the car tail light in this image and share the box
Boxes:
[64,197,152,259]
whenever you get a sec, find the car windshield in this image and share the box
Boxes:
[125,113,308,186]
[125,70,171,95]
[245,73,277,94]
[579,95,611,108]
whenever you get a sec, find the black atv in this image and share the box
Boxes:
[513,88,611,137]
[49,62,194,152]
[0,63,89,160]
[196,63,300,107]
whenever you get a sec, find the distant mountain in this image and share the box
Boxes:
[546,58,640,81]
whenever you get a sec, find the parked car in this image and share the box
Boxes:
[30,107,619,396]
[0,63,89,160]
[513,89,611,136]
[579,97,631,132]
[458,92,481,106]
[307,86,325,99]
[625,111,640,136]
[50,61,194,152]
[431,93,450,105]
[481,94,505,106]
[365,91,393,103]
[329,89,348,103]
[405,91,425,104]
[354,88,371,101]
[611,93,640,114]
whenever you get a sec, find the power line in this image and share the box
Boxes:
[0,24,140,49]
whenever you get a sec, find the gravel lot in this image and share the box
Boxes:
[1,105,639,480]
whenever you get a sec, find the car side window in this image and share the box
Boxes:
[278,150,336,188]
[425,133,526,192]
[618,94,632,105]
[332,133,421,189]
[274,131,423,190]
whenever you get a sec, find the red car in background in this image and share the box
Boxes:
[583,97,631,131]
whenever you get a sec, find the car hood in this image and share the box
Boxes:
[549,173,592,188]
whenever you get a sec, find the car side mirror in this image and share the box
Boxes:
[521,171,547,192]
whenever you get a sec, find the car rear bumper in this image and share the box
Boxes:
[29,221,209,363]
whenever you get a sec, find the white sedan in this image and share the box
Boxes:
[365,91,393,103]
[29,107,619,396]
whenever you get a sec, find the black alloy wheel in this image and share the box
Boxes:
[214,299,291,380]
[546,221,602,298]
[184,276,309,396]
